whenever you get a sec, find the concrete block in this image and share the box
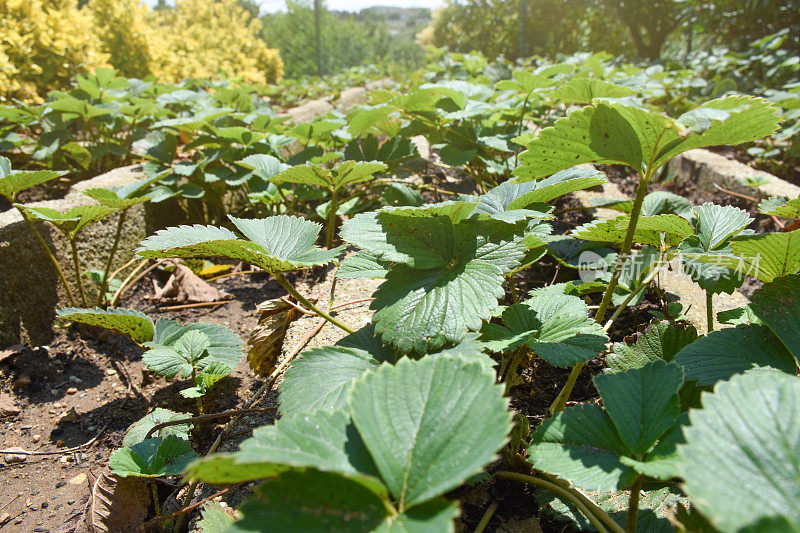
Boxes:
[0,165,150,346]
[668,148,800,200]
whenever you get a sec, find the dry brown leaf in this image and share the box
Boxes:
[153,264,231,304]
[247,298,299,376]
[86,468,150,533]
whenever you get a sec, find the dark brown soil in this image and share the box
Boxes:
[0,270,296,531]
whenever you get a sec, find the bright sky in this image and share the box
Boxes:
[143,0,444,13]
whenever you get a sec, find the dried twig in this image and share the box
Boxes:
[0,424,108,456]
[156,300,232,311]
[142,484,244,529]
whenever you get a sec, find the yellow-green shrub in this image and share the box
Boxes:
[0,0,109,102]
[148,0,283,86]
[0,0,283,102]
[87,0,153,79]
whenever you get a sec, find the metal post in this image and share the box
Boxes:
[519,0,526,59]
[315,0,323,76]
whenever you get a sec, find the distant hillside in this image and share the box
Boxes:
[336,6,432,40]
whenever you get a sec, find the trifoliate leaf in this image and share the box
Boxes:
[109,435,197,478]
[349,356,511,508]
[479,285,608,366]
[270,160,386,192]
[345,203,526,352]
[123,408,193,447]
[640,191,694,219]
[186,410,383,494]
[279,325,396,414]
[83,188,148,210]
[56,307,155,345]
[143,319,242,379]
[691,203,753,251]
[528,403,636,491]
[182,360,230,398]
[759,196,800,219]
[0,163,66,202]
[495,65,573,93]
[573,214,693,248]
[516,97,780,179]
[137,216,343,272]
[674,325,796,386]
[17,204,115,237]
[684,229,800,283]
[607,321,698,372]
[679,371,800,532]
[468,167,605,223]
[594,360,684,455]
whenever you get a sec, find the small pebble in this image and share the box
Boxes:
[55,481,65,488]
[56,440,66,447]
[4,447,27,463]
[32,434,41,443]
[0,512,9,525]
[40,502,48,509]
[66,388,77,395]
[67,499,75,505]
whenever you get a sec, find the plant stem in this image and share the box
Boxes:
[625,475,644,533]
[326,187,338,249]
[603,250,666,332]
[706,290,714,333]
[69,237,88,307]
[549,363,583,414]
[18,209,77,307]
[550,168,653,414]
[273,272,354,334]
[474,501,499,533]
[97,209,127,307]
[507,273,519,303]
[494,472,623,533]
[151,480,161,517]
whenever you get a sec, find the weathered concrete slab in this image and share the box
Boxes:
[0,165,153,346]
[669,148,800,200]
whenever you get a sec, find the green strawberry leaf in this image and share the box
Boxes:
[548,78,637,105]
[516,97,780,179]
[691,203,753,251]
[684,229,800,283]
[83,187,149,210]
[270,160,387,192]
[759,196,800,219]
[479,284,608,366]
[337,251,390,279]
[528,403,636,491]
[679,370,800,532]
[279,325,396,414]
[344,203,526,352]
[56,307,155,345]
[17,204,115,237]
[0,156,66,201]
[109,435,197,478]
[674,325,796,385]
[136,216,343,272]
[749,275,800,362]
[238,154,289,182]
[607,321,699,372]
[594,360,684,455]
[186,409,384,494]
[232,471,457,532]
[573,214,693,248]
[349,356,511,509]
[123,408,194,447]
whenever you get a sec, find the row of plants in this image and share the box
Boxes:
[6,70,799,530]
